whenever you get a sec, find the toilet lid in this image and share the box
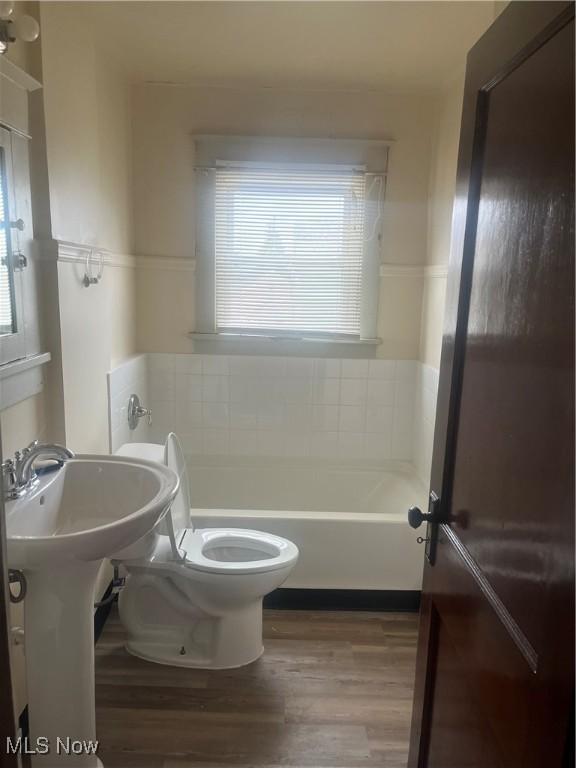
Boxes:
[164,432,192,533]
[180,528,299,575]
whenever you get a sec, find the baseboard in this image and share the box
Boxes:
[19,581,115,737]
[263,588,421,611]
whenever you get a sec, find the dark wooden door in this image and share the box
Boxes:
[408,3,575,767]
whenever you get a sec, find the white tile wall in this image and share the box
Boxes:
[144,353,417,463]
[108,353,439,469]
[107,354,150,452]
[413,363,440,484]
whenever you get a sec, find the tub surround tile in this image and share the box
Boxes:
[312,405,339,432]
[364,431,392,461]
[313,377,340,405]
[229,429,259,457]
[391,407,414,461]
[229,355,286,377]
[109,353,436,468]
[341,359,370,379]
[340,378,368,406]
[148,400,176,444]
[367,379,395,407]
[368,359,396,380]
[179,431,203,455]
[202,429,230,456]
[202,375,229,403]
[282,376,313,404]
[313,358,341,378]
[338,432,364,461]
[365,405,394,434]
[396,360,418,383]
[148,353,175,371]
[258,430,285,457]
[338,405,366,433]
[284,403,313,430]
[310,431,339,460]
[230,376,257,404]
[412,363,439,483]
[201,355,229,376]
[286,357,314,378]
[149,369,175,402]
[284,431,311,458]
[202,402,230,429]
[174,354,203,374]
[230,402,259,429]
[257,403,285,430]
[180,401,203,431]
[175,373,203,403]
[108,353,150,453]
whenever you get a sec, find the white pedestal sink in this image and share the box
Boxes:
[5,455,179,767]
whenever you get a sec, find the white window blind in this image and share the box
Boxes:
[214,163,366,338]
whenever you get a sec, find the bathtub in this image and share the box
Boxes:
[187,458,427,593]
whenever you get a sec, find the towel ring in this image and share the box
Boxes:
[83,249,104,287]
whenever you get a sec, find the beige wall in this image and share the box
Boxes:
[0,393,46,456]
[40,3,133,254]
[39,2,137,453]
[426,75,465,269]
[132,84,435,357]
[418,0,509,369]
[419,74,465,369]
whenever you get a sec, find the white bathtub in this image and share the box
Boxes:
[187,458,427,592]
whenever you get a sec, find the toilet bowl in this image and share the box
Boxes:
[113,435,299,669]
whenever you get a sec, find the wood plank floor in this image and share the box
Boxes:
[94,607,418,768]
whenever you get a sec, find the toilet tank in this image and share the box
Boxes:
[115,435,192,536]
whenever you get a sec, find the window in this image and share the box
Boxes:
[194,137,388,346]
[0,124,26,367]
[0,146,16,336]
[0,68,51,410]
[215,163,366,338]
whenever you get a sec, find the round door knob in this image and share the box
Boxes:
[408,506,426,529]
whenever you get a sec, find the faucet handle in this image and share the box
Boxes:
[127,394,152,429]
[2,459,19,500]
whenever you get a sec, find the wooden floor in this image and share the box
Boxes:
[94,607,418,768]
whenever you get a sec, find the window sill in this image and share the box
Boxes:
[188,333,381,358]
[188,332,381,345]
[0,352,51,411]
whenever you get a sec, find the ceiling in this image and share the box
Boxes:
[81,1,498,92]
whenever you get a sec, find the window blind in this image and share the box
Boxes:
[0,149,13,336]
[214,164,366,338]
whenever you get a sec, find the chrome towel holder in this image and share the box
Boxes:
[82,249,104,287]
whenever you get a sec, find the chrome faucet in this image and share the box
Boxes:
[2,441,75,500]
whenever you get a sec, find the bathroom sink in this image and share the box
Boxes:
[4,454,178,767]
[5,455,179,570]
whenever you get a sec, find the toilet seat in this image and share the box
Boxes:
[179,528,299,576]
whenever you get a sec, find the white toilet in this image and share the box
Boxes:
[113,434,299,669]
